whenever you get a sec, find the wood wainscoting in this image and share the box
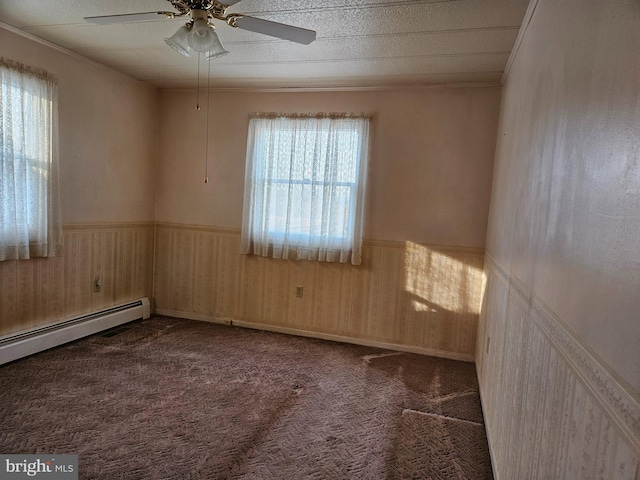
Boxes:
[476,255,640,480]
[154,223,485,361]
[0,223,155,338]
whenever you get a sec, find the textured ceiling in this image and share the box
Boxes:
[0,0,530,89]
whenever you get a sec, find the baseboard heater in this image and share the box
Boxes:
[0,298,150,366]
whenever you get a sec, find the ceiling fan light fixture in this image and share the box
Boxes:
[188,18,218,53]
[165,24,191,57]
[205,32,229,60]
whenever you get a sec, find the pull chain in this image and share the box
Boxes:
[196,52,201,110]
[204,57,211,184]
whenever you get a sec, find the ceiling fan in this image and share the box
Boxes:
[85,0,317,59]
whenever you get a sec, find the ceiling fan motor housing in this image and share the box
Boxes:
[170,0,228,19]
[191,9,209,22]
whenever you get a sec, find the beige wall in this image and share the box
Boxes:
[0,26,158,223]
[157,87,500,247]
[155,86,501,357]
[0,27,158,335]
[477,1,640,478]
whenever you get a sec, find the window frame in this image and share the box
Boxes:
[0,58,62,261]
[241,113,370,265]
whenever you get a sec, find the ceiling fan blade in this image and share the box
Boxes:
[230,15,316,45]
[84,12,175,25]
[221,0,244,5]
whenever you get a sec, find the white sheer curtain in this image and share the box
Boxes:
[241,113,370,265]
[0,58,62,261]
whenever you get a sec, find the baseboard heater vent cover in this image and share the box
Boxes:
[0,298,150,366]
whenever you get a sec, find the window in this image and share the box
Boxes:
[0,58,62,261]
[241,113,370,265]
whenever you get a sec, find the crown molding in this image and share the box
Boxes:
[0,21,156,90]
[162,82,502,94]
[501,0,541,85]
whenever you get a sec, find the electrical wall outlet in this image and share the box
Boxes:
[295,286,303,298]
[94,275,102,293]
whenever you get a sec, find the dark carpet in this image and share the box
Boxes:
[0,316,493,479]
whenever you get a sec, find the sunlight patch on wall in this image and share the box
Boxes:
[404,241,485,315]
